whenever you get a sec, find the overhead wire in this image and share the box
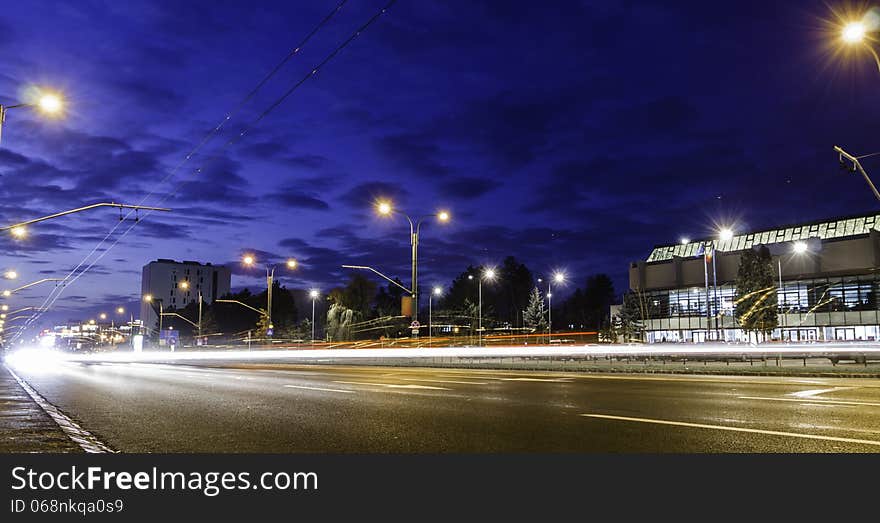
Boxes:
[10,0,388,343]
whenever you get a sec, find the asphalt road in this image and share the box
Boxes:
[10,361,880,452]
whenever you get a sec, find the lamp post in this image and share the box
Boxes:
[778,240,809,340]
[474,268,496,347]
[1,278,63,297]
[309,289,319,346]
[242,254,297,338]
[374,200,450,331]
[539,272,566,344]
[711,228,734,342]
[0,89,63,144]
[429,286,442,346]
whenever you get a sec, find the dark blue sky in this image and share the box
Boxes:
[2,0,880,329]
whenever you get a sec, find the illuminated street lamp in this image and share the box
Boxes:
[0,88,64,144]
[477,268,496,347]
[1,278,63,297]
[241,253,298,337]
[777,241,811,338]
[309,289,320,345]
[837,9,880,72]
[372,199,451,330]
[429,286,442,346]
[3,270,17,280]
[99,313,107,321]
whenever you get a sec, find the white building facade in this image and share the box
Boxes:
[140,259,231,333]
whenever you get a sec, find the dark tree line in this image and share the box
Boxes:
[155,255,619,341]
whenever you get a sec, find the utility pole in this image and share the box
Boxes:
[198,291,203,342]
[835,145,880,202]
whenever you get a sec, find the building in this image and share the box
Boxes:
[629,213,880,343]
[140,259,231,333]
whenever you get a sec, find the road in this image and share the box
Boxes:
[9,360,880,452]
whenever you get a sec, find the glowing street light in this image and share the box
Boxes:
[843,21,867,43]
[99,313,107,320]
[179,280,189,290]
[477,268,496,347]
[309,289,320,345]
[428,286,443,345]
[10,226,26,239]
[3,270,17,280]
[793,241,809,254]
[240,253,298,336]
[366,199,451,332]
[719,228,734,242]
[0,88,65,144]
[117,307,125,315]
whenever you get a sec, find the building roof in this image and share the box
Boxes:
[646,212,880,262]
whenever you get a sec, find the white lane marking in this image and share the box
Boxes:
[581,413,880,447]
[333,380,450,390]
[789,387,855,398]
[283,385,355,394]
[499,377,572,383]
[738,396,880,407]
[799,403,854,408]
[398,378,488,385]
[5,365,115,453]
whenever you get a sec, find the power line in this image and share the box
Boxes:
[9,0,357,342]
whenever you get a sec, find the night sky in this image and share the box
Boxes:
[2,0,880,331]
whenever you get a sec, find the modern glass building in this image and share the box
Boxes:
[629,213,880,343]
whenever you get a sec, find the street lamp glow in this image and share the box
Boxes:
[1,305,7,311]
[719,228,734,241]
[143,294,153,302]
[242,255,255,266]
[437,210,450,222]
[10,226,26,239]
[88,319,95,325]
[99,313,107,320]
[179,281,189,290]
[433,286,443,296]
[553,272,565,284]
[37,93,63,114]
[117,307,125,314]
[4,270,17,280]
[309,289,319,299]
[793,241,808,254]
[843,21,867,44]
[377,201,392,216]
[2,290,10,297]
[680,237,690,245]
[483,268,496,280]
[286,259,298,269]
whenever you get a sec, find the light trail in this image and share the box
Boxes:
[4,342,880,369]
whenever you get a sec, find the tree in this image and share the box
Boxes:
[523,287,548,332]
[734,246,778,342]
[617,291,645,342]
[560,274,615,330]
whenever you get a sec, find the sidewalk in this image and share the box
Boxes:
[0,364,81,452]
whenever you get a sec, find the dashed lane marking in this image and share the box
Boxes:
[283,385,355,394]
[580,413,880,447]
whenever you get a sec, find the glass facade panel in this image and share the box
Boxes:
[647,213,880,261]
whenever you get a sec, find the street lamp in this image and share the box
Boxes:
[1,278,63,297]
[373,200,451,331]
[777,241,810,339]
[3,270,17,280]
[477,268,496,347]
[429,286,442,346]
[241,253,298,337]
[837,9,880,72]
[0,89,64,144]
[547,272,565,343]
[309,289,319,345]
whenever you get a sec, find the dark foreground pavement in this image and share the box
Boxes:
[7,359,880,453]
[0,365,81,453]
